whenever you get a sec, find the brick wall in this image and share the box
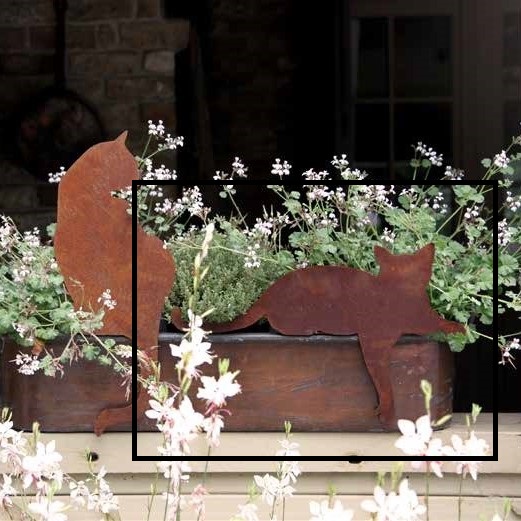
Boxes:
[0,0,189,159]
[0,0,188,229]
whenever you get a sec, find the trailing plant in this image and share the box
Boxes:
[0,216,131,383]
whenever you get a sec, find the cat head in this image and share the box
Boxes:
[374,243,435,287]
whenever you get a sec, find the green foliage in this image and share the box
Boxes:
[166,227,295,323]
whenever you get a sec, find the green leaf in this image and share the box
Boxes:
[283,199,302,214]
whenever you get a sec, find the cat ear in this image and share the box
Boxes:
[374,244,393,267]
[115,131,128,144]
[414,243,435,284]
[418,243,435,264]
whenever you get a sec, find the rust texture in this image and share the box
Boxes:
[172,244,465,428]
[54,133,175,435]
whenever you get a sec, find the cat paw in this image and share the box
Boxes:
[94,410,110,437]
[375,405,397,431]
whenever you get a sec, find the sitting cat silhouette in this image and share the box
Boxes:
[171,243,465,428]
[54,132,175,435]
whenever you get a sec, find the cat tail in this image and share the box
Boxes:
[171,297,266,333]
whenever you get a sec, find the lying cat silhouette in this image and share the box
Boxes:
[54,132,175,435]
[171,243,465,428]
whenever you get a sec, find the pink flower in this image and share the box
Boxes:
[189,484,208,520]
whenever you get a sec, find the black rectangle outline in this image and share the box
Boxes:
[132,179,498,461]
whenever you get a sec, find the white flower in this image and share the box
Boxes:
[69,479,89,507]
[148,119,165,137]
[97,289,117,310]
[448,431,489,480]
[395,415,433,455]
[232,157,248,177]
[415,142,443,166]
[22,440,63,489]
[162,397,204,451]
[443,166,464,180]
[159,134,184,151]
[498,219,513,247]
[494,150,509,169]
[361,479,426,521]
[254,474,295,508]
[157,460,191,484]
[253,218,273,237]
[276,439,300,457]
[48,166,66,184]
[331,154,349,170]
[464,205,480,222]
[170,338,214,377]
[146,396,177,423]
[197,372,241,407]
[85,467,119,515]
[506,191,521,212]
[500,337,521,366]
[306,185,333,201]
[28,497,68,521]
[381,228,396,245]
[0,474,16,506]
[202,414,224,447]
[13,352,40,375]
[114,344,132,359]
[340,168,367,180]
[244,244,261,269]
[302,169,330,181]
[235,503,259,521]
[310,499,354,521]
[271,158,292,177]
[142,164,177,180]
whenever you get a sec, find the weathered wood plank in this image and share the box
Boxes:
[69,473,521,498]
[0,413,504,475]
[49,494,520,521]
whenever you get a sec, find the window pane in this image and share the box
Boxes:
[354,104,389,162]
[353,18,389,98]
[394,103,452,162]
[394,16,452,97]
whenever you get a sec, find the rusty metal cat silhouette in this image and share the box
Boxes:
[54,132,175,435]
[172,244,465,428]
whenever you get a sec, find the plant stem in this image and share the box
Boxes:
[425,468,430,521]
[458,473,464,521]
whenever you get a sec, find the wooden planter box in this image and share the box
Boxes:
[1,333,454,432]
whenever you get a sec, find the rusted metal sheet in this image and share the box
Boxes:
[54,133,175,435]
[171,244,465,428]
